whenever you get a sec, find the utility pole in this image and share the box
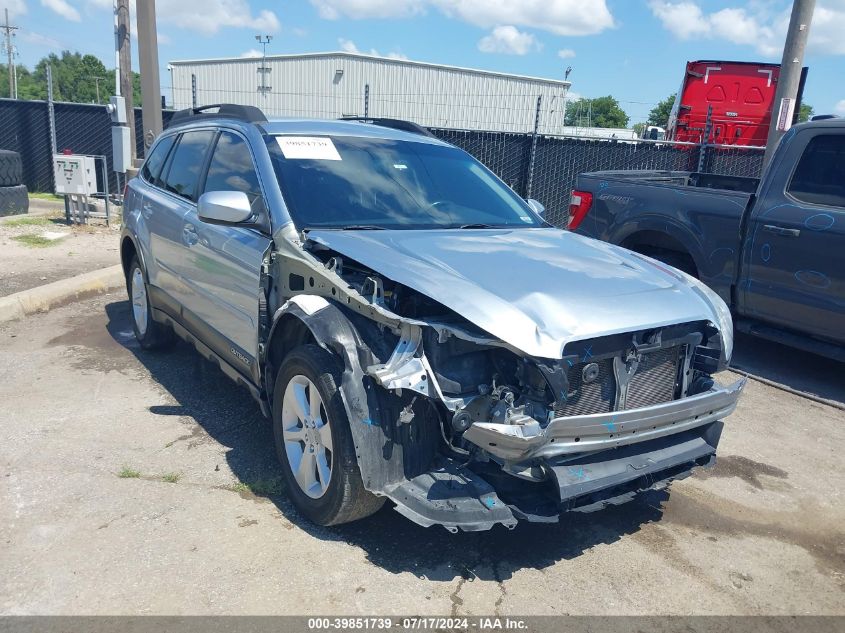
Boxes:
[256,34,272,97]
[3,9,20,99]
[87,76,106,104]
[115,0,137,161]
[763,0,815,169]
[136,0,163,151]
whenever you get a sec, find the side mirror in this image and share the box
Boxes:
[526,198,545,217]
[198,191,253,226]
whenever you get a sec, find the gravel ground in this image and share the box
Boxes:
[0,213,120,298]
[0,293,842,615]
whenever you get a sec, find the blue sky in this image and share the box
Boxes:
[4,0,845,125]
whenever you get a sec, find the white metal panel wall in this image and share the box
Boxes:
[170,54,570,134]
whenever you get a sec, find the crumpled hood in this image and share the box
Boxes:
[307,228,723,358]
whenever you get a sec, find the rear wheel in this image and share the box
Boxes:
[273,344,384,526]
[127,257,174,350]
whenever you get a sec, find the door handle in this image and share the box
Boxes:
[182,224,199,246]
[762,224,801,238]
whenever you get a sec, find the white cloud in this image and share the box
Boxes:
[435,0,614,36]
[338,38,408,59]
[835,99,845,114]
[558,48,576,59]
[313,0,614,36]
[21,30,63,49]
[477,25,539,55]
[649,1,845,56]
[42,0,80,22]
[647,1,709,40]
[87,0,280,36]
[240,48,263,58]
[156,0,279,35]
[3,0,27,18]
[313,0,424,19]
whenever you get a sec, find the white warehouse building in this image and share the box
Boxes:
[169,52,571,134]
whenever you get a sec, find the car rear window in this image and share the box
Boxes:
[141,135,175,185]
[161,130,215,201]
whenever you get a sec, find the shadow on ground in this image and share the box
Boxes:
[730,332,844,406]
[101,299,842,581]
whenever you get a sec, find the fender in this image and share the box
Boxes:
[264,296,435,495]
[611,216,703,269]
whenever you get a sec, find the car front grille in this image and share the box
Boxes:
[555,346,681,418]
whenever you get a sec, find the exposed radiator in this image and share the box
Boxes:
[624,346,681,410]
[555,347,681,417]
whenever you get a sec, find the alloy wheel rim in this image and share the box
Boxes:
[131,268,148,337]
[281,375,333,499]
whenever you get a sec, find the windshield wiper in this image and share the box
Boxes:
[340,225,386,230]
[457,223,496,229]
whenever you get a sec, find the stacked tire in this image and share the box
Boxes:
[0,150,28,217]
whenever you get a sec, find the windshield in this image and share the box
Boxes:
[266,135,541,230]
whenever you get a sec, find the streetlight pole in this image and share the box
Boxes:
[87,76,106,103]
[762,0,815,170]
[256,34,272,98]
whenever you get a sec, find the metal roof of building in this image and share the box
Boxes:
[169,51,571,88]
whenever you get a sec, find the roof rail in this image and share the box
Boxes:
[167,104,268,128]
[339,116,437,139]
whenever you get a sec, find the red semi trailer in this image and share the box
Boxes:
[667,60,785,147]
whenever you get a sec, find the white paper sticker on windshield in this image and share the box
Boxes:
[276,136,341,160]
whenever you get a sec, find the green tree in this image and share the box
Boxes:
[647,93,676,128]
[564,95,629,128]
[31,51,110,103]
[0,64,46,100]
[798,102,813,123]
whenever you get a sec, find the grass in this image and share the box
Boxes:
[3,216,53,227]
[227,478,284,497]
[28,192,64,200]
[117,466,141,479]
[161,472,182,484]
[12,233,56,248]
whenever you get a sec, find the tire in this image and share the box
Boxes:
[127,256,174,350]
[273,344,385,526]
[0,184,28,217]
[0,150,23,187]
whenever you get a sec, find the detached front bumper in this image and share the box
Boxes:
[463,378,746,462]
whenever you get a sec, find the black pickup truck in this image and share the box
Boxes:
[571,118,844,361]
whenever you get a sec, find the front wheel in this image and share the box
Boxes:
[127,257,174,350]
[272,344,384,526]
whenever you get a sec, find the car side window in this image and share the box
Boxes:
[160,130,215,202]
[787,134,845,208]
[140,135,175,186]
[203,131,267,214]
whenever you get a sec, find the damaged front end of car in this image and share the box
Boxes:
[262,227,746,532]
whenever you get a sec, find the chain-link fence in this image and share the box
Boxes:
[1,97,765,230]
[430,128,765,228]
[0,98,175,194]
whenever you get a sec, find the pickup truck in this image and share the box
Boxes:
[571,118,844,361]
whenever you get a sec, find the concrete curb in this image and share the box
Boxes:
[0,265,124,324]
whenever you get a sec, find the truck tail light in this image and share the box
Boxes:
[568,190,593,230]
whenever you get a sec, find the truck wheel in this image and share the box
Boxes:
[0,150,23,187]
[127,257,174,350]
[273,344,385,526]
[0,184,29,217]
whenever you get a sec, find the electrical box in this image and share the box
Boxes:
[107,95,127,124]
[53,155,97,196]
[112,126,131,173]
